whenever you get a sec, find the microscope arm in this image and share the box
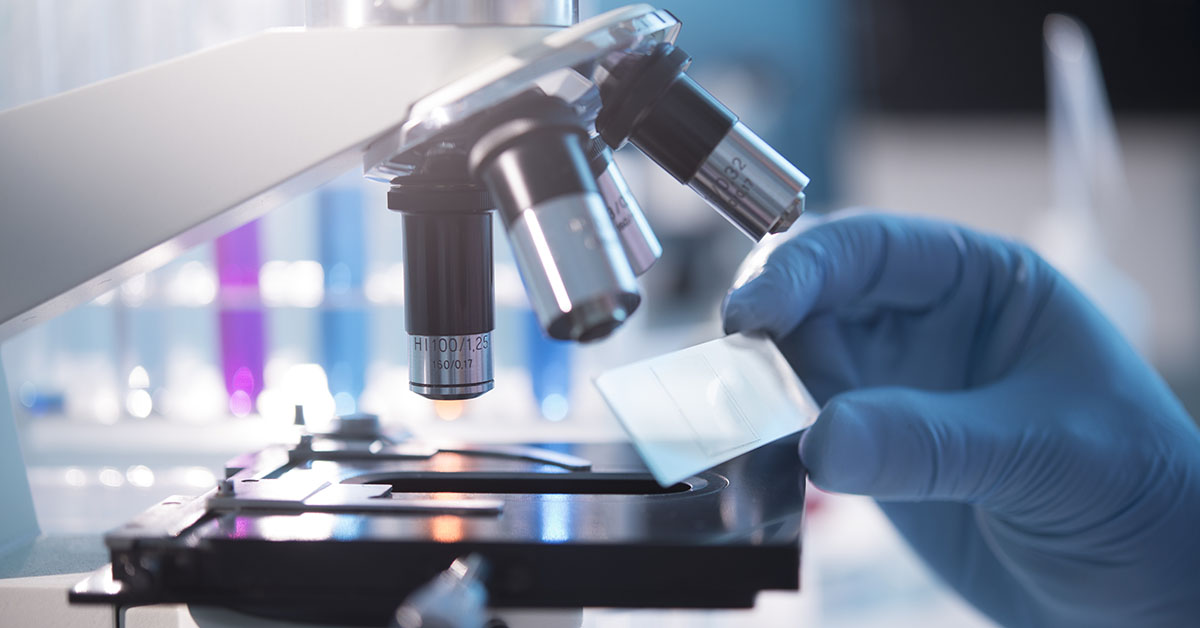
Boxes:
[0,25,554,342]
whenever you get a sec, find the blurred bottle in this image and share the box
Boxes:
[319,183,368,416]
[1032,14,1147,351]
[524,309,572,422]
[215,220,266,417]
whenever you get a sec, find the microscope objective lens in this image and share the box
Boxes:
[470,94,640,342]
[596,43,808,241]
[390,171,496,401]
[585,136,661,276]
[409,331,493,400]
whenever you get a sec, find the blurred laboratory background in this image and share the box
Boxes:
[2,1,1198,627]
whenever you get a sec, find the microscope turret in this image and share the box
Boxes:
[370,7,810,399]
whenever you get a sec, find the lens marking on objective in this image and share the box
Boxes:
[410,332,493,392]
[597,168,634,231]
[412,334,490,355]
[691,122,809,240]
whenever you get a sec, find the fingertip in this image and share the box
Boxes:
[800,397,883,495]
[721,279,761,334]
[721,272,792,337]
[721,302,747,335]
[720,287,745,334]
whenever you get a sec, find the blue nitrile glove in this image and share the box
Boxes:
[723,214,1200,627]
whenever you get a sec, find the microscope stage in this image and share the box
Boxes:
[70,424,805,626]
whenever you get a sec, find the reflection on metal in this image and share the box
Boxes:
[287,431,595,471]
[538,494,571,544]
[206,476,504,516]
[429,514,466,544]
[71,566,124,597]
[256,512,340,542]
[438,443,593,471]
[306,0,578,28]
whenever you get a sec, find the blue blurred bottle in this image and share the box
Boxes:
[524,309,572,421]
[318,184,367,416]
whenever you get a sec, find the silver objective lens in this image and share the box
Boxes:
[506,192,638,340]
[690,121,809,240]
[470,95,640,342]
[409,333,493,400]
[595,44,809,242]
[586,137,661,275]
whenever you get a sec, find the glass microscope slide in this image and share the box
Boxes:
[595,333,819,486]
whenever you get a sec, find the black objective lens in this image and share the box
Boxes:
[596,43,809,241]
[389,156,495,400]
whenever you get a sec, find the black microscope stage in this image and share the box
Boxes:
[70,418,806,626]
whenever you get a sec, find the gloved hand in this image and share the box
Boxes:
[722,213,1200,627]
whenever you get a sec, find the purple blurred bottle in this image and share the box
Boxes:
[215,221,265,417]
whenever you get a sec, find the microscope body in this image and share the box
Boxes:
[367,5,811,400]
[0,6,814,625]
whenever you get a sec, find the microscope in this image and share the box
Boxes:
[0,3,810,626]
[375,12,810,402]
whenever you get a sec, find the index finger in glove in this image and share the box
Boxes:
[723,214,968,338]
